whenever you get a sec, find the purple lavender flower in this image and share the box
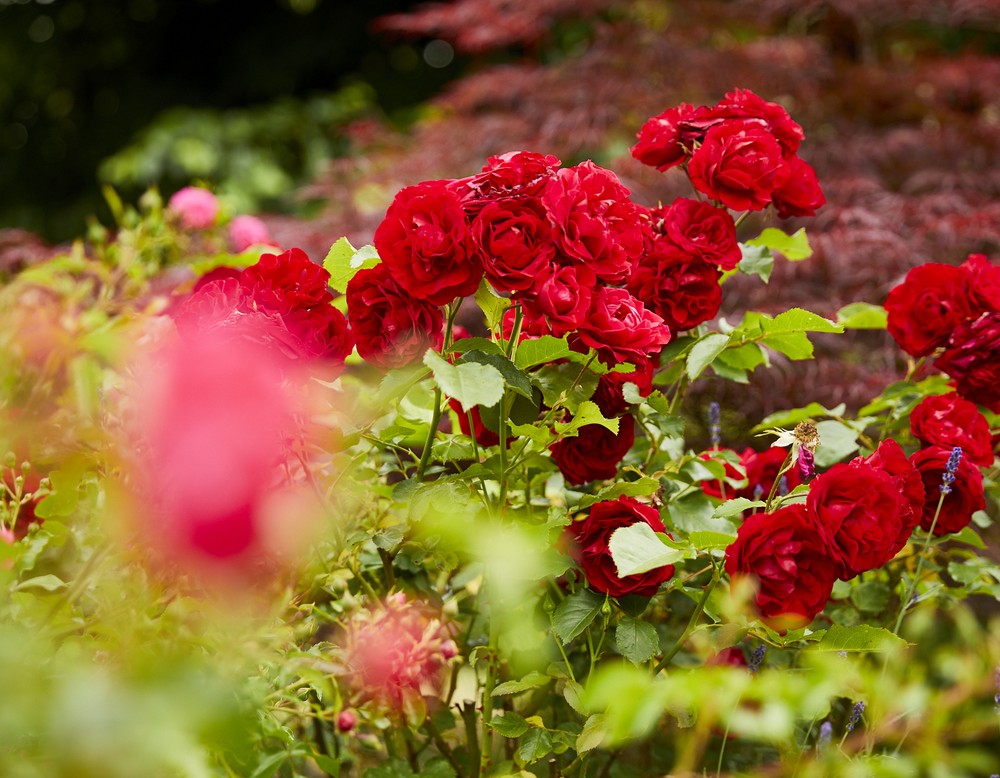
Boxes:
[845,700,865,733]
[939,446,963,495]
[708,401,721,449]
[748,644,766,674]
[816,721,832,750]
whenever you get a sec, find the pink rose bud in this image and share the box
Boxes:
[228,214,276,252]
[0,526,14,545]
[336,710,357,732]
[440,640,459,660]
[168,186,220,230]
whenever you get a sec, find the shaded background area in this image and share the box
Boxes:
[4,0,1000,432]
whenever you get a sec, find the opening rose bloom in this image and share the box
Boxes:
[565,497,675,598]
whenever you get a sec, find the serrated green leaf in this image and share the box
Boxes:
[608,523,686,577]
[716,342,768,371]
[577,477,661,509]
[552,589,605,644]
[711,498,764,520]
[533,361,600,413]
[475,280,509,332]
[557,400,619,435]
[668,491,737,535]
[747,227,812,261]
[813,419,862,468]
[576,714,608,753]
[736,243,774,282]
[14,574,68,593]
[753,402,846,432]
[490,711,531,738]
[761,331,815,360]
[514,335,573,369]
[769,308,843,334]
[323,237,380,293]
[450,337,504,356]
[492,671,550,697]
[517,727,553,765]
[615,616,660,665]
[950,526,986,549]
[811,624,906,652]
[850,581,891,612]
[688,530,738,550]
[424,350,504,410]
[686,333,731,380]
[837,302,888,330]
[461,350,534,399]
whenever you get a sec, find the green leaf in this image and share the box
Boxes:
[576,714,608,753]
[850,581,891,613]
[517,728,553,765]
[736,243,774,282]
[668,491,736,535]
[450,337,504,356]
[837,302,888,330]
[461,350,534,399]
[475,280,509,332]
[514,335,573,369]
[686,333,731,380]
[577,477,661,510]
[608,522,687,577]
[322,237,380,293]
[14,574,68,592]
[769,308,843,334]
[951,526,986,549]
[556,400,619,436]
[753,402,846,432]
[813,419,862,468]
[711,498,764,520]
[424,350,504,411]
[490,711,531,738]
[747,227,812,261]
[533,361,600,413]
[552,589,605,644]
[688,530,738,550]
[761,331,815,360]
[615,616,660,665]
[716,342,768,371]
[811,624,907,652]
[492,671,550,697]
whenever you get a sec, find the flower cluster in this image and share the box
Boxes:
[631,88,825,217]
[886,253,1000,411]
[174,248,354,369]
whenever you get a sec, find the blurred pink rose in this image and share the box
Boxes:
[228,214,277,252]
[168,186,220,230]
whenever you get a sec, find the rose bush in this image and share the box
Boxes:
[0,89,998,778]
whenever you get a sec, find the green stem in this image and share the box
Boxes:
[892,490,946,635]
[654,563,721,673]
[416,385,444,481]
[480,609,500,777]
[764,448,796,511]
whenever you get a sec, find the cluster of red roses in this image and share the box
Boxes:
[886,253,1000,412]
[174,247,354,368]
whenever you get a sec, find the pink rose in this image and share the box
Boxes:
[168,186,220,230]
[228,214,277,252]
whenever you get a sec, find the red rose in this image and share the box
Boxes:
[935,312,1000,412]
[884,263,976,357]
[471,198,555,295]
[550,414,635,485]
[456,150,561,213]
[572,287,671,366]
[724,503,837,630]
[708,88,805,157]
[771,155,826,219]
[374,180,482,306]
[241,248,333,313]
[851,439,925,557]
[910,393,994,467]
[808,462,906,579]
[542,161,644,284]
[910,445,985,535]
[590,357,655,418]
[565,496,674,597]
[962,253,1000,312]
[522,264,595,337]
[687,120,790,211]
[626,242,722,335]
[346,264,444,370]
[660,198,741,271]
[631,103,716,172]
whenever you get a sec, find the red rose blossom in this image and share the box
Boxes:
[550,414,635,485]
[851,439,925,557]
[910,445,986,535]
[472,197,555,295]
[935,312,1000,412]
[456,150,561,213]
[771,155,826,219]
[962,253,1000,312]
[241,247,333,313]
[374,180,482,306]
[708,88,805,157]
[522,263,595,337]
[884,262,976,358]
[590,357,656,418]
[630,103,716,171]
[687,120,790,211]
[565,496,674,598]
[346,264,444,370]
[626,242,722,335]
[660,198,742,271]
[808,462,907,579]
[910,393,994,467]
[724,503,838,630]
[572,287,671,366]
